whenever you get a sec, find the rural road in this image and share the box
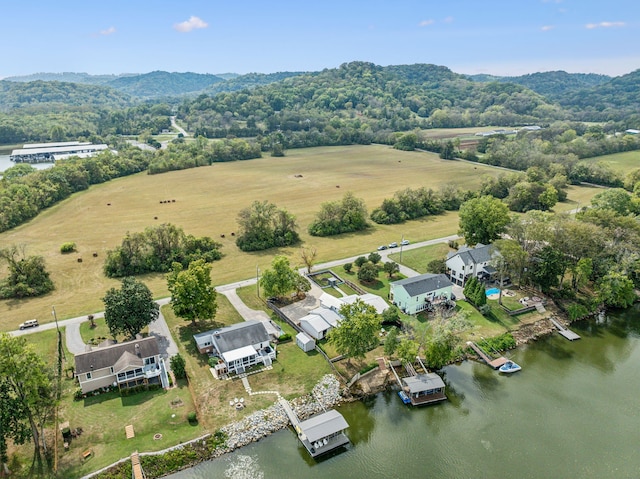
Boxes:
[9,233,462,355]
[170,116,188,137]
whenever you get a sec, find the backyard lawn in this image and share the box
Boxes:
[388,242,452,274]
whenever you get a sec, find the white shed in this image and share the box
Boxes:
[296,332,316,352]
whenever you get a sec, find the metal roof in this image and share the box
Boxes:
[300,314,332,334]
[298,409,349,443]
[22,141,87,149]
[402,373,445,394]
[11,144,108,156]
[392,273,453,297]
[222,345,258,363]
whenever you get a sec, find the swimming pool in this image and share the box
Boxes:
[485,288,500,296]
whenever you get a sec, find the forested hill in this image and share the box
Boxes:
[3,72,130,84]
[0,80,133,111]
[557,69,640,120]
[470,70,611,100]
[105,71,225,98]
[179,61,562,138]
[203,71,308,95]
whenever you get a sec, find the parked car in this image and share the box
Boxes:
[401,239,410,246]
[377,245,388,251]
[388,242,398,248]
[19,319,39,330]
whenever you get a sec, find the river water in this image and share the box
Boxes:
[0,154,54,173]
[167,309,640,479]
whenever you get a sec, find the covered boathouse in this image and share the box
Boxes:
[296,409,350,458]
[401,373,447,406]
[10,141,109,163]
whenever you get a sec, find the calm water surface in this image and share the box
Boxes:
[168,309,640,479]
[0,154,54,173]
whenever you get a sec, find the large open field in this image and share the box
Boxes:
[0,144,600,328]
[582,150,640,174]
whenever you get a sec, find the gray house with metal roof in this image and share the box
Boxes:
[74,336,168,394]
[446,243,498,286]
[193,320,276,377]
[389,273,454,315]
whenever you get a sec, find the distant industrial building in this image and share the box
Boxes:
[10,141,110,163]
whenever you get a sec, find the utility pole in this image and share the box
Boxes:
[399,235,404,263]
[256,265,260,298]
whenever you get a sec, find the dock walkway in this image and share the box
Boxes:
[278,397,301,430]
[466,341,508,369]
[549,317,581,341]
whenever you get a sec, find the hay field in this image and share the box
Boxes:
[0,144,591,327]
[582,150,640,174]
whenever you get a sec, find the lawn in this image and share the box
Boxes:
[388,243,452,274]
[581,150,640,174]
[0,144,599,329]
[78,317,148,345]
[57,380,199,479]
[332,263,402,300]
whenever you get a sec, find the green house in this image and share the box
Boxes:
[389,273,454,315]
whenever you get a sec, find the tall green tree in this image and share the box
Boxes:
[597,271,636,308]
[358,262,379,283]
[260,255,299,300]
[103,277,159,338]
[458,196,511,246]
[0,333,55,475]
[167,259,217,326]
[236,200,299,251]
[0,245,54,299]
[328,299,381,365]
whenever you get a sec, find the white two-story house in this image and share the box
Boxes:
[446,243,498,286]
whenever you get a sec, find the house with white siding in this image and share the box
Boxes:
[445,243,499,286]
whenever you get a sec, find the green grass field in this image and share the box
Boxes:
[581,150,640,174]
[0,144,601,329]
[388,243,452,273]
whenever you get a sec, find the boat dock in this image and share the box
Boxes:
[279,397,350,458]
[131,451,145,479]
[466,341,509,369]
[549,317,581,341]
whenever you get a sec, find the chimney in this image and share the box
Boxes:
[135,343,141,357]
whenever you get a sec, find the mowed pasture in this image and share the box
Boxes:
[0,144,597,328]
[582,150,640,174]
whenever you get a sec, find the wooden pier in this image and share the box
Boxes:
[131,452,145,479]
[549,317,581,341]
[466,341,509,369]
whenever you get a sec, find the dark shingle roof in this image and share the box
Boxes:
[452,243,494,266]
[211,320,269,354]
[74,336,158,375]
[392,273,453,297]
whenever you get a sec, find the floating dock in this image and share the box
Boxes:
[466,341,509,369]
[549,317,581,341]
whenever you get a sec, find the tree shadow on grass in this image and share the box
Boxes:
[177,319,226,368]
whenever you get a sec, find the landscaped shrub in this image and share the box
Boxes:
[60,242,77,254]
[171,353,187,379]
[187,411,198,424]
[73,388,84,401]
[277,333,292,343]
[208,357,219,368]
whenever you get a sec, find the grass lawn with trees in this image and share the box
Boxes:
[582,150,640,173]
[388,243,452,274]
[0,144,601,329]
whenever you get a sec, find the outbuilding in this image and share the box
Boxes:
[296,332,316,352]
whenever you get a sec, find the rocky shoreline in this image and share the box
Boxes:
[220,374,344,452]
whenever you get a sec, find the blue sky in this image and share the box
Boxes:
[1,0,638,79]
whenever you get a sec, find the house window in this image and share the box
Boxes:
[110,367,114,374]
[86,372,92,380]
[145,357,156,365]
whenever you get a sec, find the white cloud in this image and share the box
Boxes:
[585,21,625,29]
[99,26,116,36]
[541,25,555,31]
[174,16,208,33]
[419,19,435,27]
[442,16,454,24]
